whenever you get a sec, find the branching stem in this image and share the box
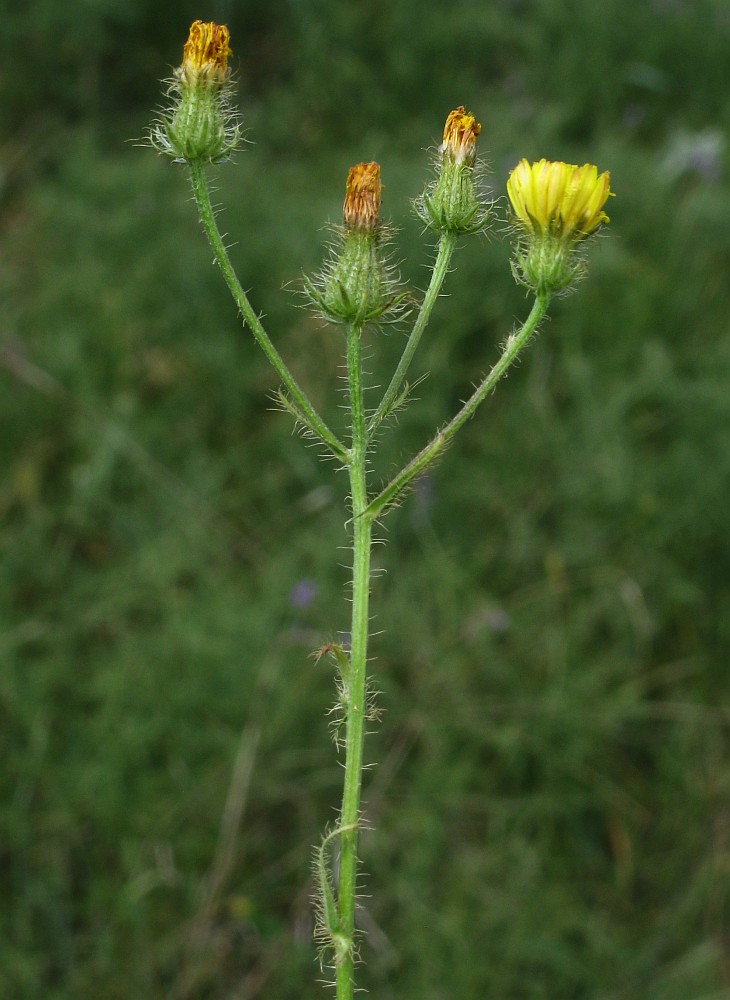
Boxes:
[368,232,456,437]
[364,293,551,520]
[188,160,348,463]
[185,164,550,1000]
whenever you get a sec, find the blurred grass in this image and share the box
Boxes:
[1,1,730,998]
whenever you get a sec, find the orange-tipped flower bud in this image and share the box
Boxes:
[343,162,381,231]
[149,20,241,163]
[304,163,408,328]
[441,106,481,166]
[181,20,232,82]
[416,106,489,235]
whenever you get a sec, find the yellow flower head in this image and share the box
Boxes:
[441,106,481,164]
[507,159,612,240]
[343,162,381,231]
[181,20,232,82]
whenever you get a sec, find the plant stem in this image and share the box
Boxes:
[336,322,372,1000]
[187,159,348,463]
[364,293,551,520]
[367,233,456,437]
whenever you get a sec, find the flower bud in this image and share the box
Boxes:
[415,107,489,235]
[343,161,381,233]
[149,21,241,164]
[305,163,408,328]
[507,159,613,294]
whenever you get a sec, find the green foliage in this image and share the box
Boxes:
[2,1,730,998]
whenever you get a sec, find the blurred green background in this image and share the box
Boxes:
[2,1,730,998]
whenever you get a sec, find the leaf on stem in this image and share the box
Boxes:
[313,825,358,968]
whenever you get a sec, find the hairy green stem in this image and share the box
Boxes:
[368,233,456,437]
[187,160,550,998]
[188,160,348,463]
[336,322,372,1000]
[364,293,551,520]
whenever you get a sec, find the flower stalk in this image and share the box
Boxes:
[187,159,348,463]
[364,292,551,521]
[368,232,456,436]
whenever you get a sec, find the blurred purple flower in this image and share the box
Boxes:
[462,604,512,640]
[661,128,725,184]
[484,608,511,632]
[289,578,317,609]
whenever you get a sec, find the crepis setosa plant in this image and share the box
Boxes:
[147,20,613,1000]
